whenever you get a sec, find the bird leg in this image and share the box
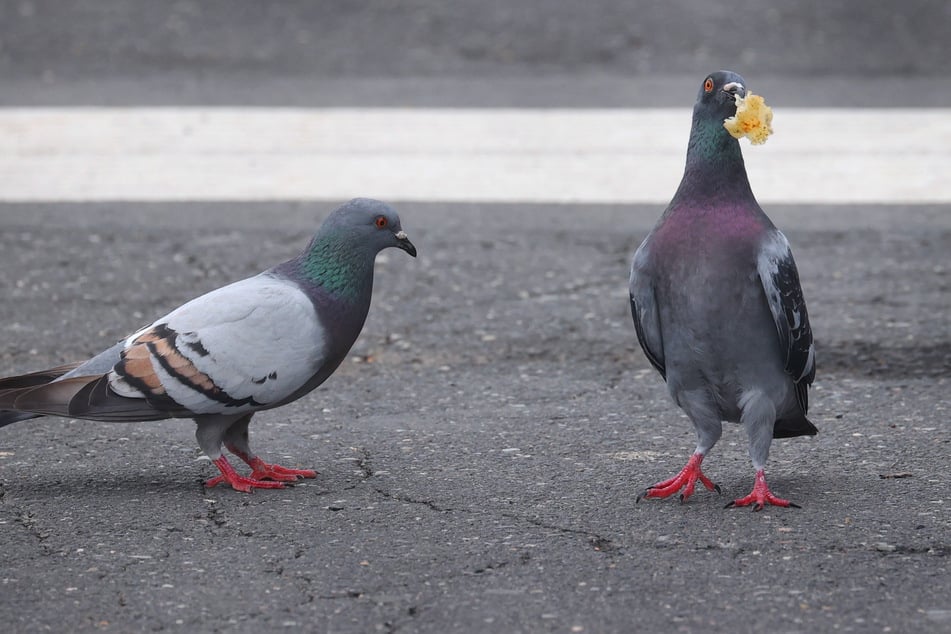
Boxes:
[205,455,288,492]
[726,469,800,511]
[219,416,318,483]
[225,442,318,482]
[198,414,318,491]
[637,452,721,503]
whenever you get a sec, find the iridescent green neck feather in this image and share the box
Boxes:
[298,230,374,302]
[673,112,753,205]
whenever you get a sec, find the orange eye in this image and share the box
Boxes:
[704,78,714,93]
[375,216,388,229]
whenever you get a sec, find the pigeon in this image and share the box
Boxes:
[629,71,816,510]
[0,198,416,492]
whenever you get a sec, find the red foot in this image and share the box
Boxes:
[726,469,800,511]
[205,456,287,493]
[248,457,318,482]
[637,453,720,503]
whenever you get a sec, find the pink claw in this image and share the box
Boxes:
[247,457,318,482]
[726,469,800,511]
[637,453,721,504]
[205,456,288,492]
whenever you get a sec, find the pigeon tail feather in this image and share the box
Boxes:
[0,374,173,423]
[773,414,818,439]
[0,364,87,427]
[0,362,83,391]
[0,410,42,428]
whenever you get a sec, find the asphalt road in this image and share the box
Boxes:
[1,202,948,633]
[1,1,950,633]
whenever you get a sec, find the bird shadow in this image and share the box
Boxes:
[0,471,199,502]
[0,464,346,505]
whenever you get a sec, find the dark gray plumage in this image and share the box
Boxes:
[630,71,816,510]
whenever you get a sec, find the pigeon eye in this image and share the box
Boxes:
[374,216,388,229]
[704,78,714,93]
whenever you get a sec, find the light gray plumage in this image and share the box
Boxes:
[630,71,816,510]
[0,198,416,492]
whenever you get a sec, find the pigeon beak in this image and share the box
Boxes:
[395,230,417,257]
[722,82,746,98]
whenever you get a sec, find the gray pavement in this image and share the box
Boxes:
[1,202,949,632]
[1,1,950,632]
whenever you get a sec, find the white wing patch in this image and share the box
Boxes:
[109,274,327,415]
[757,232,793,345]
[757,231,816,386]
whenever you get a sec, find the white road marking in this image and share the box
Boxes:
[1,108,948,203]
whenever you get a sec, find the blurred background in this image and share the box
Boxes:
[1,0,948,204]
[1,0,948,106]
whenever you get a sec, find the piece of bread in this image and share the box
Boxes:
[723,93,773,145]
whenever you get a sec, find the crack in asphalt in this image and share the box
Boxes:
[501,511,618,553]
[195,485,230,535]
[302,586,419,634]
[1,488,57,556]
[13,509,53,548]
[353,447,617,551]
[353,447,458,512]
[373,487,453,512]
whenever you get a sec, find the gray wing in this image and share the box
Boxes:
[757,231,816,413]
[629,241,666,380]
[106,274,329,416]
[0,275,328,423]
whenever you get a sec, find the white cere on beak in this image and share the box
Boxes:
[395,230,408,240]
[722,81,744,94]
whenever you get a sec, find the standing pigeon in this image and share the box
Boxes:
[0,198,416,492]
[629,71,816,510]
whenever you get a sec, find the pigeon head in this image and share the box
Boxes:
[673,71,754,203]
[287,198,416,301]
[695,70,748,121]
[319,198,417,258]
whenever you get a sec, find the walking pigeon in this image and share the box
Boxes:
[629,71,816,510]
[0,198,416,492]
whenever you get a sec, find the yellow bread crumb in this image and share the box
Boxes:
[723,92,773,145]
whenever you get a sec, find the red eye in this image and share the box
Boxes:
[704,78,714,93]
[375,216,388,229]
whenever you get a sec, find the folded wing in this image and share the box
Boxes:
[757,231,816,414]
[2,274,327,422]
